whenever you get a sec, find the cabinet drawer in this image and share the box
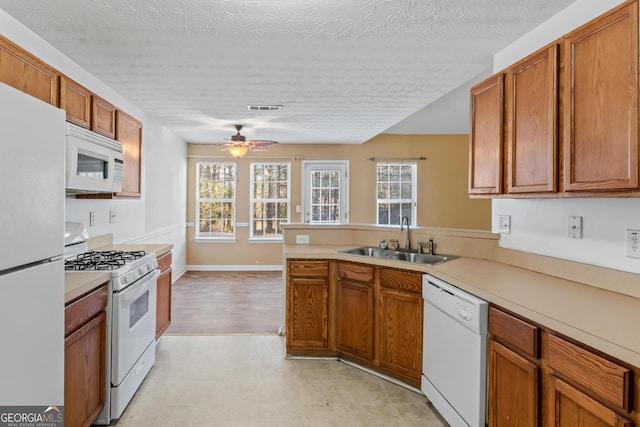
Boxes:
[489,307,539,358]
[547,334,631,411]
[338,262,374,282]
[380,268,421,293]
[289,260,329,277]
[156,252,172,272]
[65,284,108,336]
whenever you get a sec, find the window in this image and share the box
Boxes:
[251,162,290,239]
[196,162,236,239]
[376,163,417,225]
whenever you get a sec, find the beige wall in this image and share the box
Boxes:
[186,134,491,267]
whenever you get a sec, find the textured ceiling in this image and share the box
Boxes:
[0,0,574,144]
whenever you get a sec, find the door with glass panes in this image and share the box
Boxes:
[302,161,349,224]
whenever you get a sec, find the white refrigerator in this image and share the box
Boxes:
[0,83,66,407]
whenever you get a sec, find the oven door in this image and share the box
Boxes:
[111,269,159,386]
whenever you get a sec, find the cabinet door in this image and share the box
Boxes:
[469,73,505,195]
[155,267,172,340]
[287,277,329,349]
[546,375,632,427]
[488,340,539,427]
[337,279,374,361]
[378,287,422,380]
[115,110,142,198]
[507,44,558,194]
[91,95,116,139]
[60,76,91,128]
[65,312,106,427]
[0,36,59,106]
[563,2,639,192]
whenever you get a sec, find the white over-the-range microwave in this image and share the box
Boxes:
[65,122,124,194]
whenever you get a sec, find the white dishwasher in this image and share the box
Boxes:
[421,274,488,427]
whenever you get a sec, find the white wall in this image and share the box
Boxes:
[492,0,640,274]
[0,8,187,278]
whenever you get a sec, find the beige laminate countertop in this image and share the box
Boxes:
[65,271,111,304]
[284,244,640,368]
[64,243,173,304]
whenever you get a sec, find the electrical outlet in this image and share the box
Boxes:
[626,229,640,259]
[89,211,96,226]
[568,216,582,239]
[296,234,309,244]
[109,210,117,224]
[498,215,511,234]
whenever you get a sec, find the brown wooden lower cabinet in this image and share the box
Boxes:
[378,270,422,383]
[155,252,173,340]
[286,260,332,354]
[488,339,539,427]
[489,305,639,427]
[337,278,374,361]
[64,284,108,427]
[286,259,424,387]
[547,375,632,427]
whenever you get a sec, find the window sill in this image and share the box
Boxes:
[194,237,237,243]
[248,237,283,243]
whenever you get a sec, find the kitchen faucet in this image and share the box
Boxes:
[400,216,410,249]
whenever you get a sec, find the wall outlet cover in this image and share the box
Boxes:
[626,229,640,259]
[296,234,310,244]
[498,215,511,234]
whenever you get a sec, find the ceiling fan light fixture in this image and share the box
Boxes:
[228,145,249,158]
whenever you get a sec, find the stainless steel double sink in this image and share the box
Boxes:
[339,246,458,265]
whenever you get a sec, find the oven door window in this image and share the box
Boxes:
[77,153,108,179]
[129,291,149,329]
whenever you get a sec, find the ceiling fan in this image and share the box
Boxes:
[220,124,278,157]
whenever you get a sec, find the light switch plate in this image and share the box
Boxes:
[568,216,582,239]
[110,210,117,224]
[89,211,96,227]
[296,234,309,244]
[498,215,511,234]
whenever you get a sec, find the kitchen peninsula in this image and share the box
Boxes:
[283,223,640,426]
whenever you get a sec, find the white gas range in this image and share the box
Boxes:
[64,225,159,424]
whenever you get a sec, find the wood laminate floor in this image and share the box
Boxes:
[164,271,283,335]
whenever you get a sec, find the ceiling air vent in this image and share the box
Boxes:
[247,105,283,111]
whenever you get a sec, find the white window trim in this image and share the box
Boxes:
[195,161,237,241]
[375,162,417,225]
[249,161,291,240]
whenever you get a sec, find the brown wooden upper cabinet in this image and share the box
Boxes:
[92,95,117,139]
[60,76,91,128]
[0,36,59,106]
[506,43,559,194]
[469,73,505,195]
[115,111,142,198]
[563,1,639,192]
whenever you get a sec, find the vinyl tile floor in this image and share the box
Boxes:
[112,335,447,427]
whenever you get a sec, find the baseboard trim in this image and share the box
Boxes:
[187,264,283,272]
[172,266,188,282]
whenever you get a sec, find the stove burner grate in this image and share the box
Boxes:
[65,250,147,271]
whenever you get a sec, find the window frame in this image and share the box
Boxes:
[194,161,237,242]
[375,162,417,226]
[249,161,291,241]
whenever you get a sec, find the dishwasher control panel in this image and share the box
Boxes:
[422,274,488,334]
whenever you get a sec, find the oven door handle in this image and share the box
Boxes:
[118,269,160,303]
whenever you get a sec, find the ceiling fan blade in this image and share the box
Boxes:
[248,140,279,151]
